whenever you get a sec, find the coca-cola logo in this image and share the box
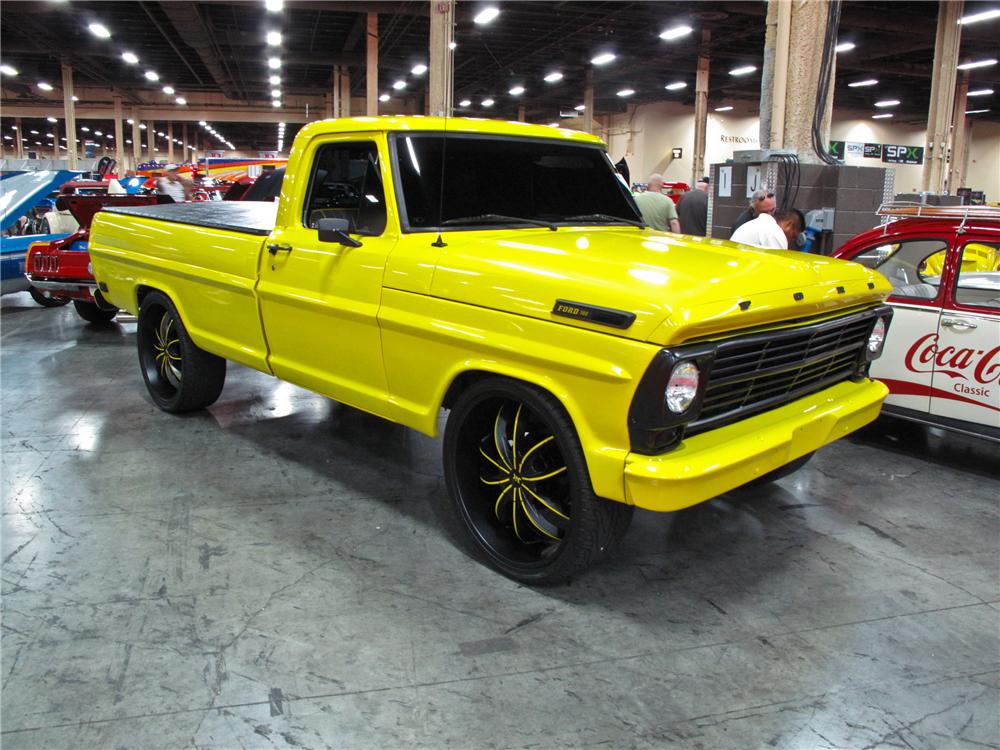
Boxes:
[904,333,1000,385]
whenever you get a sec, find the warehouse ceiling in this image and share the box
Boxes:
[2,0,999,153]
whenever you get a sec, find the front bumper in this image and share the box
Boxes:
[623,378,888,511]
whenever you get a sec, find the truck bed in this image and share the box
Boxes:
[100,201,278,236]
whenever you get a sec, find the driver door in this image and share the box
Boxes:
[257,134,398,417]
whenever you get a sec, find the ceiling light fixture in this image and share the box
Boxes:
[509,85,525,95]
[269,75,281,85]
[271,88,281,98]
[449,41,457,50]
[544,71,563,83]
[37,82,54,91]
[659,25,693,41]
[714,105,734,112]
[957,58,998,70]
[968,88,994,96]
[729,65,757,76]
[0,64,17,76]
[965,108,991,114]
[617,88,635,97]
[664,81,687,90]
[835,42,855,53]
[46,116,58,123]
[872,113,893,119]
[272,100,282,107]
[144,70,159,81]
[265,0,283,11]
[473,7,500,25]
[162,85,175,95]
[848,78,878,87]
[482,98,495,107]
[176,97,186,105]
[574,104,585,111]
[392,79,406,90]
[80,126,89,132]
[379,93,390,102]
[122,52,139,64]
[88,22,111,39]
[411,63,428,76]
[459,98,472,107]
[875,99,900,107]
[591,52,616,66]
[268,57,281,69]
[266,31,282,46]
[959,8,1000,24]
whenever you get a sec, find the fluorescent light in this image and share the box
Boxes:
[959,8,1000,24]
[265,0,283,11]
[268,57,281,69]
[875,99,900,107]
[0,64,18,76]
[106,133,113,139]
[80,127,89,132]
[46,133,54,138]
[459,98,471,107]
[271,89,281,98]
[379,93,390,102]
[139,123,146,129]
[266,31,282,46]
[198,121,207,126]
[544,71,563,83]
[272,100,282,107]
[574,104,585,111]
[835,42,855,53]
[46,116,57,123]
[392,79,406,90]
[591,52,616,66]
[162,85,175,95]
[966,108,991,114]
[714,106,733,112]
[96,130,105,136]
[872,113,893,119]
[37,82,54,91]
[616,88,634,97]
[144,70,159,81]
[509,85,525,95]
[88,22,111,39]
[176,97,186,105]
[482,98,494,107]
[659,25,692,41]
[122,52,139,65]
[411,63,427,76]
[957,58,997,70]
[449,41,457,50]
[968,88,995,96]
[848,78,878,87]
[474,7,499,25]
[664,81,687,90]
[729,65,757,76]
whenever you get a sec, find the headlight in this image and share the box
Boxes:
[665,361,700,413]
[868,318,887,355]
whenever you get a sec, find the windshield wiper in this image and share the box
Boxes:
[440,214,557,231]
[564,213,646,228]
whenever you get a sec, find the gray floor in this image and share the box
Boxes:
[2,291,998,750]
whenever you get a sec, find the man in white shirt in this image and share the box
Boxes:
[729,208,805,249]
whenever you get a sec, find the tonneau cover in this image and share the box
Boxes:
[100,201,278,236]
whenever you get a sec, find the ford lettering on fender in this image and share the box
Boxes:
[88,116,894,583]
[834,203,1000,441]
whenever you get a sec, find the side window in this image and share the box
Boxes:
[851,238,949,301]
[302,142,386,236]
[954,241,1000,309]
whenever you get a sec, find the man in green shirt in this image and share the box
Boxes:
[632,173,680,232]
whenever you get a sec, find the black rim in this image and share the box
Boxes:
[454,396,572,568]
[140,305,182,399]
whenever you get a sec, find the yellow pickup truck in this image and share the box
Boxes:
[89,116,892,584]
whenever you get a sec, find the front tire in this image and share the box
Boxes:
[28,286,70,307]
[73,300,118,324]
[442,378,633,585]
[137,291,226,413]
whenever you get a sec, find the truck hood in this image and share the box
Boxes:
[428,227,890,345]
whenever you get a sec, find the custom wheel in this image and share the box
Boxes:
[28,286,70,308]
[443,378,633,584]
[137,291,226,413]
[73,300,118,324]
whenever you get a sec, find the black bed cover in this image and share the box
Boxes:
[100,201,279,237]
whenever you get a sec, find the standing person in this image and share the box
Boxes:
[730,208,805,250]
[156,166,191,202]
[677,176,709,236]
[632,173,680,233]
[730,188,776,235]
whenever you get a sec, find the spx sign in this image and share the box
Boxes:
[882,144,924,165]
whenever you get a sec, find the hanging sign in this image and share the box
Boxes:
[845,142,864,158]
[863,143,883,158]
[829,141,845,158]
[882,144,924,165]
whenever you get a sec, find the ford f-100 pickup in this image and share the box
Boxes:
[89,116,893,583]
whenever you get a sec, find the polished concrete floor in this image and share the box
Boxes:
[2,291,998,750]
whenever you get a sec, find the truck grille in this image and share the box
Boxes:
[686,308,883,436]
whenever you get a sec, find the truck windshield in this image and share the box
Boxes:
[392,133,642,231]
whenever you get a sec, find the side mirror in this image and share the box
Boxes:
[317,217,362,248]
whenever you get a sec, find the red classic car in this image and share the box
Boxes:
[24,193,170,323]
[832,203,999,441]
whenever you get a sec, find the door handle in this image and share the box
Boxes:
[267,243,292,255]
[941,317,977,330]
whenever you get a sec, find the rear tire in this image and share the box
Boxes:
[441,377,633,585]
[73,300,118,324]
[137,291,226,413]
[28,286,70,308]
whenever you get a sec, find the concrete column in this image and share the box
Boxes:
[168,121,175,163]
[146,121,155,160]
[517,104,525,122]
[923,0,963,193]
[113,94,125,170]
[692,30,710,185]
[583,69,594,134]
[775,0,833,162]
[52,121,60,159]
[325,91,334,119]
[760,2,791,149]
[428,0,455,117]
[182,122,188,163]
[338,66,351,117]
[948,70,970,191]
[131,110,141,168]
[62,64,78,169]
[366,12,378,116]
[15,118,24,159]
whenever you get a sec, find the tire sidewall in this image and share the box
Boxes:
[137,292,188,412]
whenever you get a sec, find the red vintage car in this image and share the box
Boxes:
[24,193,170,323]
[832,203,999,441]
